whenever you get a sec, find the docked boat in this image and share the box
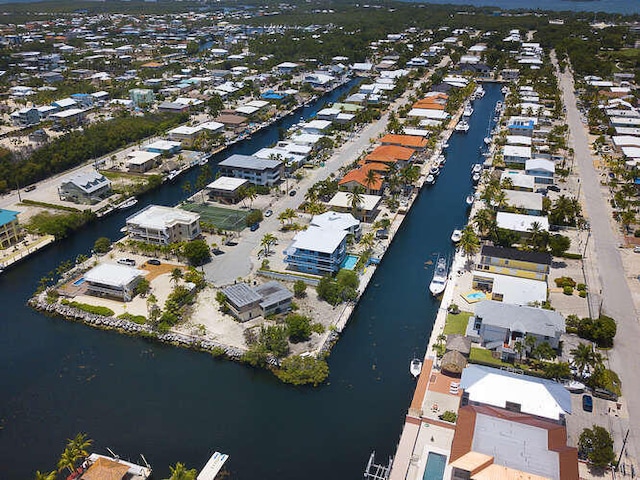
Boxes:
[410,358,423,378]
[116,197,138,210]
[442,142,449,149]
[166,169,180,182]
[495,101,503,112]
[466,194,475,206]
[78,452,152,480]
[563,380,586,393]
[425,174,436,185]
[463,104,474,117]
[471,163,482,174]
[429,256,448,296]
[436,154,446,166]
[455,120,470,133]
[451,229,462,243]
[472,172,481,184]
[483,137,492,145]
[476,85,486,98]
[501,85,509,94]
[429,165,440,176]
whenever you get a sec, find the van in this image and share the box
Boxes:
[117,258,136,266]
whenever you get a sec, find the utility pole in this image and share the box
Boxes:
[615,429,630,472]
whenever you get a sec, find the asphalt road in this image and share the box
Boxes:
[554,51,640,461]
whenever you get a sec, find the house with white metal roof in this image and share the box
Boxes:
[125,205,201,245]
[284,226,348,275]
[218,154,283,187]
[496,212,549,234]
[84,263,144,302]
[526,158,555,185]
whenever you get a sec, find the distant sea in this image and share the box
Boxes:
[403,0,640,15]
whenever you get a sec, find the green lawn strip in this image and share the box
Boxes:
[443,311,472,335]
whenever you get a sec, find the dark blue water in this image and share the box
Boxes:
[0,82,502,479]
[402,0,639,14]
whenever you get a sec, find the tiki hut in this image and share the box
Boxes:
[441,350,467,376]
[446,334,471,356]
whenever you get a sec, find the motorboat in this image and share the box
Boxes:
[472,172,481,184]
[455,120,470,133]
[463,104,474,117]
[429,255,448,296]
[425,174,436,185]
[501,85,509,94]
[476,85,486,98]
[471,163,483,174]
[410,358,423,378]
[166,169,180,182]
[429,165,440,176]
[451,229,462,243]
[495,101,503,112]
[483,137,492,145]
[466,194,475,206]
[117,197,138,210]
[436,154,446,165]
[563,380,586,393]
[442,142,449,149]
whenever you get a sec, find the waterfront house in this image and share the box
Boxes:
[84,263,144,302]
[222,281,293,322]
[144,140,182,156]
[507,117,536,137]
[51,97,77,111]
[327,191,381,223]
[214,113,247,132]
[449,404,578,480]
[0,209,22,249]
[496,212,548,235]
[206,176,249,204]
[218,154,283,187]
[365,145,415,168]
[502,145,532,166]
[310,211,361,240]
[500,171,535,192]
[58,170,111,205]
[379,134,427,151]
[126,151,161,173]
[503,190,543,215]
[284,227,348,275]
[125,205,201,245]
[525,158,555,185]
[476,245,551,281]
[338,164,384,195]
[167,125,203,147]
[158,101,190,114]
[466,300,564,354]
[471,270,547,306]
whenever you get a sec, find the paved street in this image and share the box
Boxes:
[555,51,640,462]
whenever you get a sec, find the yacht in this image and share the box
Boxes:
[429,165,440,176]
[455,120,470,133]
[429,255,448,296]
[472,172,481,184]
[166,169,180,182]
[442,142,449,149]
[466,194,475,206]
[483,136,492,145]
[476,85,486,98]
[451,229,462,243]
[425,174,436,186]
[410,358,423,378]
[463,103,474,117]
[501,85,509,94]
[495,101,503,112]
[116,197,138,210]
[471,163,483,175]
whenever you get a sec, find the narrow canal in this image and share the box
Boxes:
[0,83,502,479]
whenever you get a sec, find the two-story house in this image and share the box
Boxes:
[125,205,201,245]
[476,245,551,281]
[284,226,348,275]
[218,154,283,187]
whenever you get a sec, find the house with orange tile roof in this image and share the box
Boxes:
[338,164,383,194]
[380,134,428,151]
[365,145,415,166]
[449,404,578,480]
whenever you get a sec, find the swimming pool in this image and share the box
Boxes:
[464,291,486,303]
[340,254,359,270]
[73,278,85,286]
[423,452,447,480]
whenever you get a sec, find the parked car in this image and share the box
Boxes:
[24,185,37,192]
[548,185,561,192]
[264,209,273,217]
[289,190,297,196]
[117,258,136,266]
[582,394,593,412]
[250,223,260,231]
[634,246,640,254]
[147,259,161,266]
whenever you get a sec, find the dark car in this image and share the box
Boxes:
[289,190,297,196]
[582,394,593,412]
[147,259,161,266]
[250,223,260,231]
[548,185,561,192]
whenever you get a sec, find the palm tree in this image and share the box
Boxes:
[261,233,277,256]
[166,462,198,480]
[305,200,326,215]
[68,432,92,461]
[57,447,77,474]
[528,221,548,251]
[513,341,525,362]
[347,186,365,216]
[570,343,601,377]
[524,334,537,358]
[364,169,380,194]
[245,186,258,209]
[459,226,480,268]
[170,268,183,286]
[282,208,297,224]
[620,209,636,233]
[34,471,56,480]
[473,208,496,238]
[360,232,375,251]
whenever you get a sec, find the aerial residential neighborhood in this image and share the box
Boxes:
[0,1,639,480]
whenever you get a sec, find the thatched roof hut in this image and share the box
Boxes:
[446,334,471,356]
[441,350,467,376]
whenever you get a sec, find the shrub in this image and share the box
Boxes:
[210,346,226,358]
[579,290,587,298]
[181,239,211,266]
[555,276,576,288]
[563,285,574,295]
[117,312,147,324]
[579,426,616,468]
[577,315,617,348]
[93,236,112,254]
[285,314,312,343]
[439,411,457,423]
[577,283,587,291]
[259,325,289,357]
[246,209,263,227]
[62,300,115,317]
[293,280,307,298]
[275,355,329,386]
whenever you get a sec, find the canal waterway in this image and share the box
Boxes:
[0,82,502,479]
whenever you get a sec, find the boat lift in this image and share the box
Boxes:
[364,451,393,480]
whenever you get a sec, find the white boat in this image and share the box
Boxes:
[472,172,481,184]
[82,452,152,480]
[442,142,449,149]
[476,85,486,98]
[410,358,422,378]
[495,101,503,112]
[483,137,492,145]
[425,174,436,185]
[451,229,462,243]
[455,120,470,132]
[501,85,509,94]
[436,154,446,165]
[166,169,180,181]
[117,197,138,210]
[471,163,482,174]
[463,104,474,117]
[563,380,586,393]
[429,256,448,296]
[466,194,475,206]
[198,155,209,166]
[429,165,440,176]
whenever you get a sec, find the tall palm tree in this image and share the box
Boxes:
[261,233,277,256]
[459,226,480,266]
[360,232,375,251]
[166,462,198,480]
[68,432,92,464]
[570,343,601,377]
[170,268,183,286]
[347,186,365,216]
[473,208,496,238]
[513,341,525,362]
[57,447,77,474]
[34,471,56,480]
[364,169,380,194]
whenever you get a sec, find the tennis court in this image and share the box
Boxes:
[181,203,248,231]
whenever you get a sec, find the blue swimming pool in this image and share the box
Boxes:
[340,254,359,270]
[73,278,85,286]
[423,452,447,480]
[466,291,486,300]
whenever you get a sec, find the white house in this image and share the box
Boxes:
[525,158,555,185]
[84,263,144,302]
[496,212,549,234]
[126,205,201,245]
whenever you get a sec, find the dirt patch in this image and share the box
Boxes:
[142,262,185,281]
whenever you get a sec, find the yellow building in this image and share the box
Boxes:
[0,209,22,249]
[475,245,551,281]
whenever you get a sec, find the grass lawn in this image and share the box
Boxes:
[469,347,513,368]
[443,311,472,335]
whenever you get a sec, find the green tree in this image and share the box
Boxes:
[134,278,151,297]
[170,268,183,286]
[165,462,198,480]
[181,239,211,266]
[34,471,56,480]
[570,343,599,377]
[259,325,290,358]
[347,186,365,216]
[549,234,571,256]
[459,225,480,265]
[293,280,307,298]
[579,426,616,468]
[285,313,312,343]
[93,236,111,254]
[246,209,264,227]
[275,355,329,386]
[543,361,571,380]
[261,233,277,256]
[532,341,556,360]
